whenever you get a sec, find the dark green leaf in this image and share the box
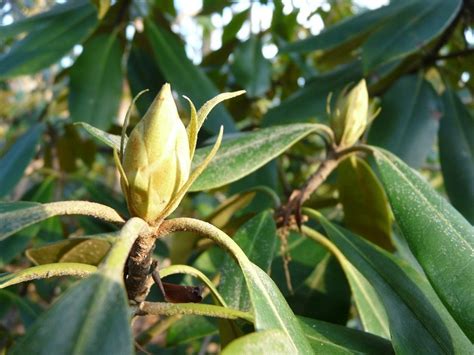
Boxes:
[191,123,327,191]
[144,19,237,134]
[368,73,440,168]
[299,316,394,354]
[0,124,44,197]
[10,274,132,355]
[69,33,123,130]
[231,36,271,98]
[374,149,474,340]
[262,61,362,126]
[0,1,97,77]
[219,210,277,311]
[166,316,217,346]
[439,88,474,223]
[222,9,249,44]
[317,214,472,353]
[362,0,462,72]
[337,156,393,250]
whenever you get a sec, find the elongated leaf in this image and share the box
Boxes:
[282,1,406,54]
[165,218,313,353]
[368,73,440,168]
[219,210,277,311]
[262,61,362,126]
[0,263,96,289]
[0,201,124,241]
[337,156,393,250]
[0,124,44,197]
[317,215,472,354]
[11,218,146,355]
[190,123,327,191]
[144,19,236,134]
[302,223,390,338]
[231,36,271,98]
[69,33,123,130]
[75,122,123,150]
[222,329,295,354]
[374,149,474,340]
[439,88,474,223]
[0,1,97,77]
[362,0,462,72]
[299,317,394,354]
[26,238,111,266]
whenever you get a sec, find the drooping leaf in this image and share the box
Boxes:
[299,316,394,354]
[337,155,393,250]
[10,218,146,355]
[69,33,123,130]
[368,73,441,168]
[362,0,462,72]
[219,210,277,311]
[439,88,474,223]
[190,123,328,191]
[0,0,98,78]
[316,214,472,353]
[0,124,44,197]
[231,36,271,98]
[374,149,474,340]
[262,61,362,126]
[144,19,237,134]
[0,201,124,241]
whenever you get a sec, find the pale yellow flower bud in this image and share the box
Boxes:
[330,79,369,148]
[121,83,191,223]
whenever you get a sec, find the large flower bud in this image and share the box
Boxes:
[121,84,191,223]
[330,79,369,148]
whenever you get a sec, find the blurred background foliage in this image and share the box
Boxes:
[0,0,473,353]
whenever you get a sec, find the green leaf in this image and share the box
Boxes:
[0,289,39,328]
[439,88,474,223]
[75,122,123,150]
[362,0,462,72]
[316,215,473,353]
[69,33,123,130]
[337,156,393,250]
[165,218,313,353]
[262,61,362,126]
[301,223,389,338]
[0,1,98,78]
[222,9,249,44]
[299,317,394,354]
[166,316,217,346]
[0,263,96,289]
[282,1,406,54]
[219,210,277,311]
[222,329,295,354]
[231,36,271,98]
[190,123,328,191]
[26,238,111,266]
[374,149,474,341]
[368,73,440,168]
[10,218,146,355]
[0,201,123,241]
[144,19,237,134]
[0,123,44,197]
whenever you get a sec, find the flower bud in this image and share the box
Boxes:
[121,84,191,223]
[330,79,369,147]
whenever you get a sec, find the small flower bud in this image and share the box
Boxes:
[330,79,369,147]
[121,84,191,223]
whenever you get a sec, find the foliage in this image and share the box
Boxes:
[0,0,473,354]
